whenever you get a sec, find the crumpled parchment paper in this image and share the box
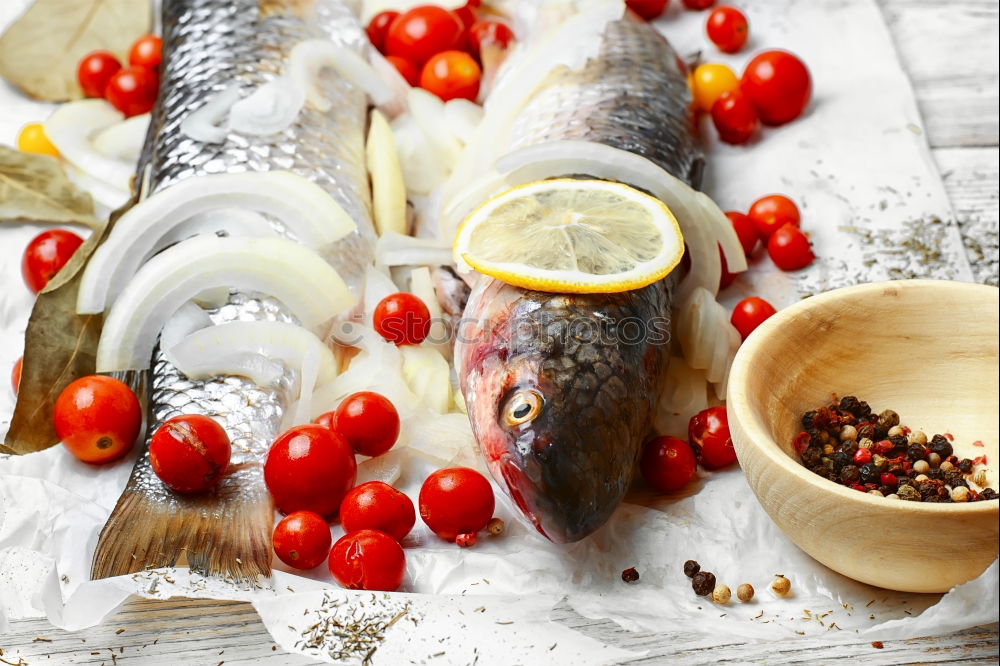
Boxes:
[1,0,997,661]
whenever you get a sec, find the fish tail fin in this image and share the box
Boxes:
[91,461,273,582]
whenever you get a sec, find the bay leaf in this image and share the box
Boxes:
[0,0,151,102]
[0,200,125,455]
[0,145,100,229]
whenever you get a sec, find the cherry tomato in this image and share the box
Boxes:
[328,529,406,591]
[17,123,59,157]
[706,6,748,53]
[419,467,495,542]
[77,51,122,98]
[420,50,481,102]
[682,0,714,8]
[333,391,400,457]
[128,36,162,69]
[748,194,799,238]
[272,510,332,570]
[626,0,669,21]
[451,5,477,50]
[149,414,231,493]
[386,6,464,65]
[688,406,736,469]
[373,292,432,345]
[386,55,420,86]
[691,63,738,112]
[730,296,776,341]
[264,424,357,518]
[11,356,23,396]
[719,246,735,289]
[53,375,142,464]
[105,66,159,117]
[468,20,514,58]
[711,89,758,144]
[725,211,760,257]
[768,223,815,271]
[313,410,336,430]
[366,11,400,53]
[640,435,697,493]
[740,50,812,126]
[21,229,84,294]
[340,481,416,542]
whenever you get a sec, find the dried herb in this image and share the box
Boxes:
[297,593,417,664]
[0,0,150,101]
[1,203,123,455]
[0,146,99,228]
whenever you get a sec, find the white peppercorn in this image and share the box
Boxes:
[940,461,955,472]
[887,425,904,438]
[839,425,858,442]
[770,575,791,597]
[927,452,941,468]
[909,430,927,445]
[912,460,930,474]
[951,486,970,502]
[736,584,754,603]
[711,584,731,604]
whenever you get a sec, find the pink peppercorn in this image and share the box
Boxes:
[874,440,893,455]
[854,449,872,465]
[456,532,477,548]
[880,472,898,487]
[851,484,866,492]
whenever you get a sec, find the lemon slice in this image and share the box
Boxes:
[453,179,684,293]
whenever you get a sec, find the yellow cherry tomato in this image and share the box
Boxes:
[691,63,739,112]
[17,123,59,158]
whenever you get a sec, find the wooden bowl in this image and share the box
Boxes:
[728,280,999,593]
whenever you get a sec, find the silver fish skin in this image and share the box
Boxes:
[457,17,701,544]
[92,0,373,582]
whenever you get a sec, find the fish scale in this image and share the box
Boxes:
[457,16,699,543]
[91,0,373,582]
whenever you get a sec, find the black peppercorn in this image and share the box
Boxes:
[692,571,716,596]
[857,423,875,440]
[959,459,974,474]
[801,410,817,430]
[839,396,871,418]
[683,560,700,578]
[906,444,928,461]
[877,409,899,428]
[802,447,822,467]
[982,489,998,500]
[929,435,953,459]
[622,567,639,583]
[840,464,861,484]
[831,451,851,470]
[859,463,880,484]
[927,468,944,480]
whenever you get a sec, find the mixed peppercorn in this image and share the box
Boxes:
[794,396,997,502]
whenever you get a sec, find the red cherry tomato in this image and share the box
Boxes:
[711,90,758,145]
[420,50,481,102]
[740,50,812,126]
[419,467,495,542]
[366,11,400,53]
[451,5,477,50]
[340,481,416,542]
[373,292,432,345]
[12,356,23,396]
[748,194,800,238]
[386,6,464,65]
[53,375,142,464]
[768,223,815,271]
[333,391,400,457]
[468,20,514,58]
[688,406,736,469]
[328,529,406,591]
[730,296,777,341]
[725,211,760,257]
[706,6,748,53]
[682,0,714,8]
[128,36,162,69]
[21,229,84,294]
[386,55,420,86]
[264,424,357,518]
[77,51,122,98]
[149,414,231,493]
[625,0,669,21]
[313,410,336,430]
[272,510,332,570]
[105,66,159,117]
[719,246,735,290]
[640,435,697,493]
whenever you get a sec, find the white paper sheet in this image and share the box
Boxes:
[1,0,996,661]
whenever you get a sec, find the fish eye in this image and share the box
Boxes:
[503,390,544,427]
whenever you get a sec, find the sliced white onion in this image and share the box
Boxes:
[375,231,453,268]
[407,88,462,167]
[675,287,737,391]
[366,110,407,236]
[229,76,305,136]
[156,208,277,253]
[77,171,357,314]
[493,140,722,299]
[400,345,451,413]
[291,341,322,427]
[92,113,150,162]
[289,39,394,111]
[368,49,411,118]
[443,98,484,146]
[390,113,450,195]
[356,448,405,485]
[180,85,241,144]
[159,301,213,352]
[695,191,747,274]
[409,266,449,359]
[96,235,354,372]
[45,100,134,193]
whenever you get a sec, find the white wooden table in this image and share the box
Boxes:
[2,0,998,663]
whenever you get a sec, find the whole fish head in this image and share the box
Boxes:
[458,279,670,543]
